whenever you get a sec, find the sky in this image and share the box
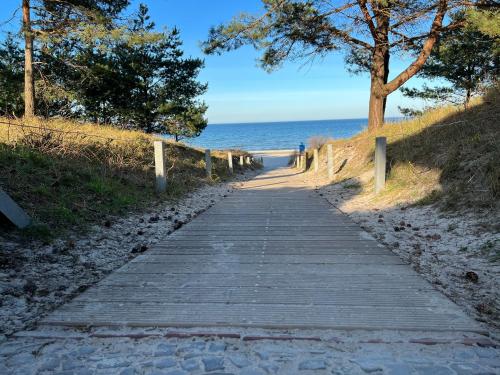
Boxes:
[0,0,426,124]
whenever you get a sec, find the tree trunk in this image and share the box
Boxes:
[22,0,35,118]
[382,49,390,115]
[367,45,388,131]
[368,85,385,131]
[367,1,391,132]
[464,88,471,110]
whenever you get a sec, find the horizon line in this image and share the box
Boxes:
[208,116,402,126]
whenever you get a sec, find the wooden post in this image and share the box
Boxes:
[327,144,334,180]
[205,149,212,178]
[313,148,319,173]
[154,141,167,193]
[0,188,31,228]
[374,137,387,193]
[227,151,233,174]
[239,155,244,166]
[301,154,306,171]
[245,156,251,165]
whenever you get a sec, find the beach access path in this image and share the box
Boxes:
[2,153,499,375]
[40,154,482,333]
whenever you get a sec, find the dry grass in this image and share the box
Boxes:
[308,88,500,211]
[0,117,252,238]
[308,135,333,149]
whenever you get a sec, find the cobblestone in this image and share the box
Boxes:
[155,344,176,357]
[413,365,455,375]
[180,358,199,371]
[208,342,227,352]
[350,358,384,373]
[202,356,225,372]
[298,359,327,370]
[0,329,498,375]
[154,358,176,369]
[228,354,251,368]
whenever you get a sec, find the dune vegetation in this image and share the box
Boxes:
[0,117,252,239]
[305,88,499,213]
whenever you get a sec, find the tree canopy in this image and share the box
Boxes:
[400,12,499,114]
[1,2,208,139]
[203,0,477,130]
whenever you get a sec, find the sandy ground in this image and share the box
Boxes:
[0,156,499,374]
[301,169,500,332]
[0,171,258,337]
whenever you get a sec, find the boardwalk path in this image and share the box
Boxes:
[42,159,481,332]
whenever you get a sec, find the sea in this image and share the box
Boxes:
[184,118,400,151]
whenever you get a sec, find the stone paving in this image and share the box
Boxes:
[0,328,499,374]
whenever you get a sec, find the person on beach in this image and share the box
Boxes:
[299,142,305,154]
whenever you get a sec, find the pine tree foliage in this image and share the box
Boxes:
[400,11,499,113]
[1,2,207,139]
[0,34,24,117]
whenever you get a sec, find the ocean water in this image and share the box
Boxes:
[185,118,396,151]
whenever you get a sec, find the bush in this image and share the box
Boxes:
[308,136,333,150]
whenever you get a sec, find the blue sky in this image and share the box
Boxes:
[0,0,424,124]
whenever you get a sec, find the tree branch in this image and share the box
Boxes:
[384,0,449,94]
[357,0,377,39]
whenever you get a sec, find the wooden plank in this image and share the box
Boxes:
[173,229,365,235]
[43,302,483,332]
[131,254,404,265]
[167,236,372,242]
[99,273,435,289]
[149,248,392,255]
[149,250,392,256]
[118,262,415,275]
[74,286,446,307]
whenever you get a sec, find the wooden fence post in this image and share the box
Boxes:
[239,155,244,166]
[245,156,251,165]
[227,151,233,174]
[205,149,212,178]
[374,137,387,193]
[0,188,31,229]
[314,148,319,173]
[327,144,334,180]
[154,141,167,193]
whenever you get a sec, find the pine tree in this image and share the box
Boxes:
[204,0,473,130]
[19,0,129,117]
[400,12,499,112]
[0,34,24,117]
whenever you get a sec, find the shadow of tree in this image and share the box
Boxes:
[385,89,499,210]
[313,89,499,213]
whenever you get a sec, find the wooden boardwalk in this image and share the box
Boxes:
[42,162,482,332]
